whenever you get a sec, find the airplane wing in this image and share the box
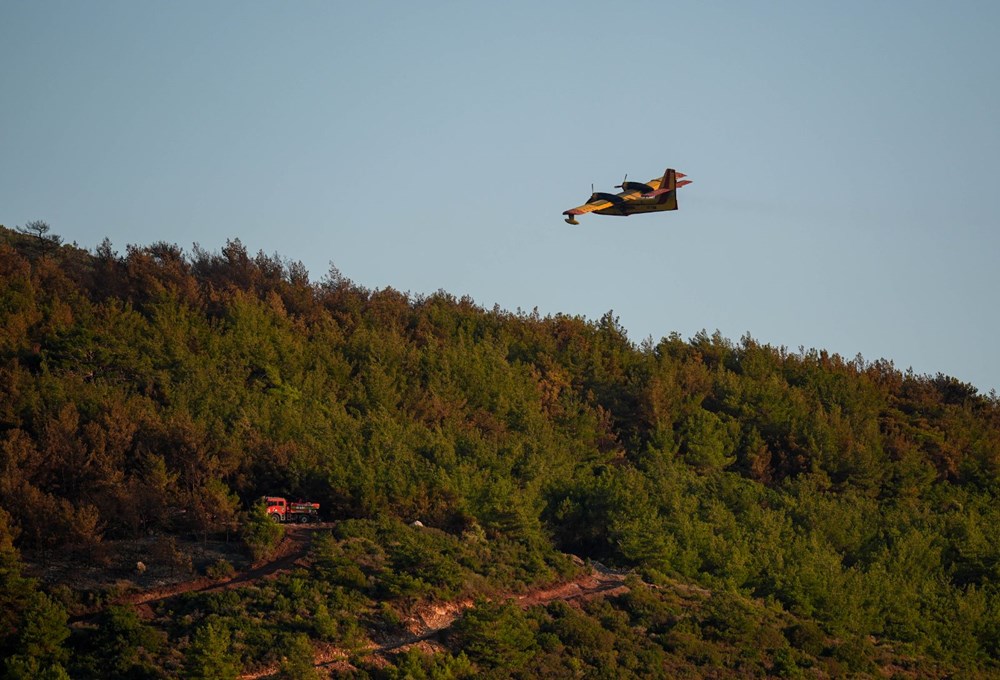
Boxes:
[563,199,613,217]
[563,195,619,224]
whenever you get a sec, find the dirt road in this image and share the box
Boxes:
[126,524,322,610]
[248,567,632,679]
[69,524,634,678]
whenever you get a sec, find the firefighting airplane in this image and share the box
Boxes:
[562,168,691,225]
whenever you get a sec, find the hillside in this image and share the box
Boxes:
[1,224,998,678]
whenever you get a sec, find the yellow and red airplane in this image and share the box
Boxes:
[563,168,691,225]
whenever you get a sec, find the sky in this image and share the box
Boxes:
[2,1,999,393]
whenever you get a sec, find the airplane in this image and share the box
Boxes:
[563,168,691,225]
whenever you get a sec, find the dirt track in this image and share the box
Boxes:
[245,566,630,678]
[68,524,635,678]
[64,524,326,624]
[238,568,630,679]
[125,524,321,610]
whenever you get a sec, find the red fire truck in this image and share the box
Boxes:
[260,496,320,523]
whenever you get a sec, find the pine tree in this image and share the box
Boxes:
[184,620,239,680]
[0,509,70,679]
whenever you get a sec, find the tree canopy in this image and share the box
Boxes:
[1,225,998,676]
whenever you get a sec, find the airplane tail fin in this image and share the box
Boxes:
[648,168,692,209]
[657,169,679,210]
[662,168,677,192]
[661,169,693,190]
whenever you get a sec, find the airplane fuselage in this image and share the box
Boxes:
[594,197,678,216]
[587,188,678,216]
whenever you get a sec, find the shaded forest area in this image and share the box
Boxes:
[1,224,998,678]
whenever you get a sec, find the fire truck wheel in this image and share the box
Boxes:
[300,515,310,524]
[269,512,281,523]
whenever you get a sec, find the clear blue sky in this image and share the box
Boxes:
[3,1,999,393]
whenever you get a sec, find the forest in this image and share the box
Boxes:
[1,223,999,678]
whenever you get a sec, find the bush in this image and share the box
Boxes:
[276,633,318,680]
[832,635,876,674]
[241,502,284,562]
[785,620,826,656]
[206,559,236,581]
[184,619,240,680]
[450,599,536,670]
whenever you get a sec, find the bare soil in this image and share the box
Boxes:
[43,523,331,621]
[297,567,632,679]
[34,525,641,679]
[126,523,321,610]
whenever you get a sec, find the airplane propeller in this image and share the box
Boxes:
[614,174,628,190]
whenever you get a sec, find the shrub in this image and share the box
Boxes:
[184,619,240,680]
[450,599,536,670]
[276,633,318,680]
[785,620,826,656]
[206,559,236,581]
[241,502,284,562]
